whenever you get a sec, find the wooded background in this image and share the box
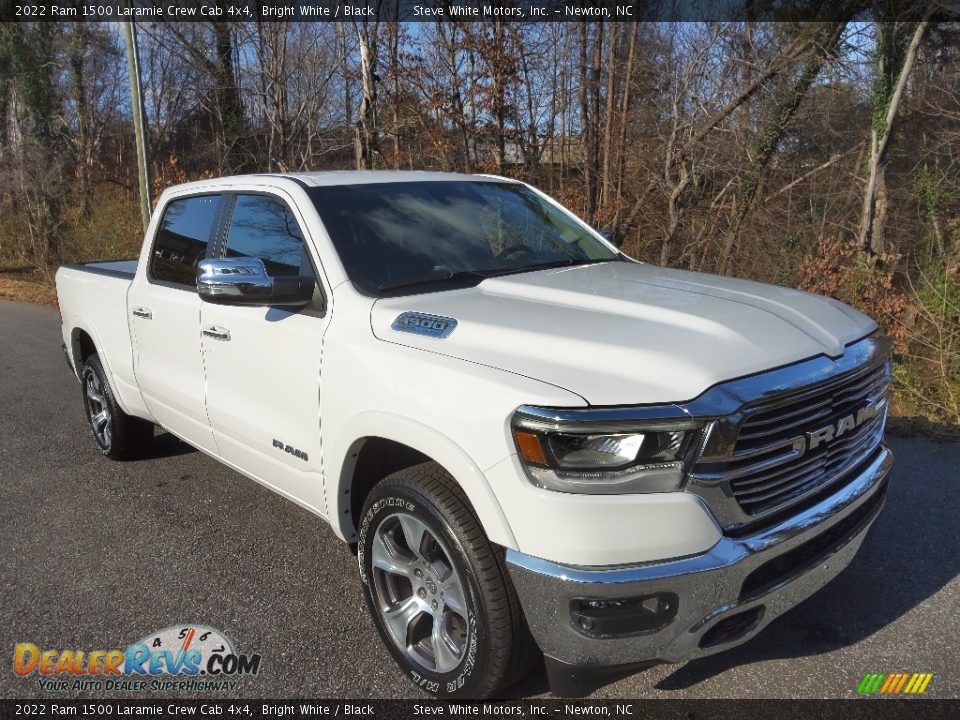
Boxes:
[0,9,958,422]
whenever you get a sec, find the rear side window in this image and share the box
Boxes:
[224,194,314,278]
[151,195,222,287]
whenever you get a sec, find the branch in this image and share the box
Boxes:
[876,16,930,159]
[764,142,864,203]
[682,32,811,153]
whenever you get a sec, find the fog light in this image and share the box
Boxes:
[570,593,679,638]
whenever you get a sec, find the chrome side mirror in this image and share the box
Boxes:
[197,257,313,307]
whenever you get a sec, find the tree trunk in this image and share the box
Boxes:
[440,22,472,173]
[355,22,380,170]
[492,21,507,173]
[578,22,590,216]
[600,24,618,208]
[615,23,638,203]
[388,15,401,167]
[516,30,540,181]
[123,20,151,233]
[68,24,92,217]
[336,23,353,131]
[589,22,603,218]
[579,23,602,220]
[256,22,290,172]
[210,17,246,173]
[858,18,929,255]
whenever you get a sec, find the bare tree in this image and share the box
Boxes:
[354,9,382,169]
[718,21,849,273]
[858,17,931,255]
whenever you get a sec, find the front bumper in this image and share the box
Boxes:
[506,445,892,667]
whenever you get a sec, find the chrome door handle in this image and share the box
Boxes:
[132,307,152,319]
[202,325,231,341]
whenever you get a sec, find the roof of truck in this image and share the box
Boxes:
[278,170,501,187]
[160,170,517,197]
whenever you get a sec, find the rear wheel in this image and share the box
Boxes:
[358,462,538,698]
[81,355,153,460]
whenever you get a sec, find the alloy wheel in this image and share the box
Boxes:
[370,513,469,674]
[84,370,112,449]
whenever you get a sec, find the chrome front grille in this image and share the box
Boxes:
[723,363,889,517]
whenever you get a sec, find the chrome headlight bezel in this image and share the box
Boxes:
[510,405,708,494]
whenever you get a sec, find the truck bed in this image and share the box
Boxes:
[55,260,141,410]
[60,259,138,279]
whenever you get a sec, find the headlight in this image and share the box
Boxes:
[511,407,704,494]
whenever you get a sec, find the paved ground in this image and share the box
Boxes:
[1,298,957,700]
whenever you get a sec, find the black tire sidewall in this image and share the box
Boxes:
[358,484,490,698]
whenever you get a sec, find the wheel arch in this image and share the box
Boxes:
[332,413,517,550]
[70,325,98,375]
[66,319,138,417]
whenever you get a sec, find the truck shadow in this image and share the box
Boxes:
[138,431,197,460]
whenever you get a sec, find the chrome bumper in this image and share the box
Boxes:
[506,446,892,667]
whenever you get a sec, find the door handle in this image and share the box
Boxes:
[132,307,152,319]
[202,325,231,341]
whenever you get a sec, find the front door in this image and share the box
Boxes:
[199,192,330,513]
[130,193,223,454]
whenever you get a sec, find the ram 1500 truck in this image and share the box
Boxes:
[56,172,892,698]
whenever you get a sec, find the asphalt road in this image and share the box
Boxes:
[1,298,958,700]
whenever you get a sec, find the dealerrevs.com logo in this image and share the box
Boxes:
[13,624,262,692]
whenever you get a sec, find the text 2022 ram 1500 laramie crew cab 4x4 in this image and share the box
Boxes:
[56,172,892,698]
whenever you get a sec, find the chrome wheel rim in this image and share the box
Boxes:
[84,371,111,449]
[370,513,469,674]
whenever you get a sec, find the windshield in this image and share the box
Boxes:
[308,181,619,296]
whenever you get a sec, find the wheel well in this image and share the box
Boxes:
[345,437,430,539]
[72,329,97,371]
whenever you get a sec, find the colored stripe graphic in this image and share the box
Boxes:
[858,672,932,695]
[857,673,885,694]
[909,674,933,694]
[880,674,898,693]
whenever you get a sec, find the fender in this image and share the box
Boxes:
[67,316,149,419]
[330,410,517,549]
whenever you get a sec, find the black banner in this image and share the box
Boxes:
[2,0,953,24]
[1,699,958,720]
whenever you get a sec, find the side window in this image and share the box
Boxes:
[151,194,222,287]
[224,195,314,279]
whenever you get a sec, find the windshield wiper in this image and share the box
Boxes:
[377,270,489,294]
[485,256,617,278]
[376,257,620,294]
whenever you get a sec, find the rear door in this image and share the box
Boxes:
[199,191,330,513]
[129,193,223,454]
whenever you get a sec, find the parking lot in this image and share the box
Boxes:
[1,298,957,699]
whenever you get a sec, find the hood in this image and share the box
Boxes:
[370,262,877,406]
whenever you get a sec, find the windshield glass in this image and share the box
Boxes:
[308,181,619,296]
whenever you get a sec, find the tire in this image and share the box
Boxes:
[80,355,153,460]
[358,462,539,699]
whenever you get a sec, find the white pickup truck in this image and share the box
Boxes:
[56,171,892,698]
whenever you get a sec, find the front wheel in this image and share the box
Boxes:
[357,462,538,698]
